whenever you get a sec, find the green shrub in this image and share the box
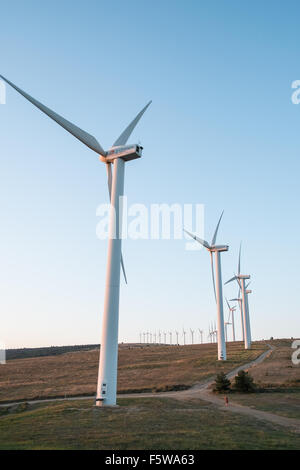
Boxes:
[213,372,231,393]
[233,370,256,393]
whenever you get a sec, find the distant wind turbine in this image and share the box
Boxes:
[198,329,203,344]
[185,212,228,360]
[182,328,187,345]
[225,298,236,342]
[190,329,194,344]
[225,244,251,349]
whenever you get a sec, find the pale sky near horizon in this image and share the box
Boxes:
[0,0,299,348]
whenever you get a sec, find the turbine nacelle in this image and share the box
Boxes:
[100,144,143,163]
[210,245,229,252]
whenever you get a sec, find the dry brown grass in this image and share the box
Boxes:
[0,341,267,403]
[241,339,300,389]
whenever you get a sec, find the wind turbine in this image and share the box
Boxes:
[198,328,203,344]
[225,298,236,342]
[1,75,151,406]
[225,244,251,349]
[190,329,194,344]
[154,331,157,344]
[158,330,162,344]
[143,332,146,343]
[182,328,187,345]
[214,321,218,343]
[229,296,244,341]
[224,319,231,342]
[169,331,173,345]
[175,330,179,345]
[146,331,150,344]
[163,331,167,344]
[185,212,228,360]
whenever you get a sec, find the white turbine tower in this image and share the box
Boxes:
[175,331,179,345]
[225,298,236,342]
[225,244,251,350]
[158,330,162,344]
[0,75,151,406]
[169,331,172,345]
[185,212,228,360]
[164,331,167,344]
[143,332,146,343]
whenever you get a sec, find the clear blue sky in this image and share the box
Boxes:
[0,0,299,348]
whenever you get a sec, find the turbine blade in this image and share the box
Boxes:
[211,210,224,246]
[113,101,152,147]
[0,75,106,156]
[224,275,237,285]
[225,297,231,310]
[120,254,128,285]
[184,229,210,249]
[245,281,251,289]
[210,251,217,303]
[106,162,127,284]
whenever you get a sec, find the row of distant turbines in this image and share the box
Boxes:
[139,329,204,345]
[1,75,253,408]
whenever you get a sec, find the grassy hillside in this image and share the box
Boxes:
[0,342,267,403]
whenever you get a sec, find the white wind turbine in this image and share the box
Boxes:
[175,330,179,345]
[190,329,194,344]
[169,331,173,345]
[208,324,213,343]
[158,330,162,344]
[1,75,151,406]
[185,212,228,360]
[225,298,236,342]
[198,328,203,344]
[182,327,187,345]
[163,331,167,344]
[229,295,244,341]
[224,317,231,343]
[225,244,252,349]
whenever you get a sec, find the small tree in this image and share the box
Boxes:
[234,370,256,392]
[213,372,231,393]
